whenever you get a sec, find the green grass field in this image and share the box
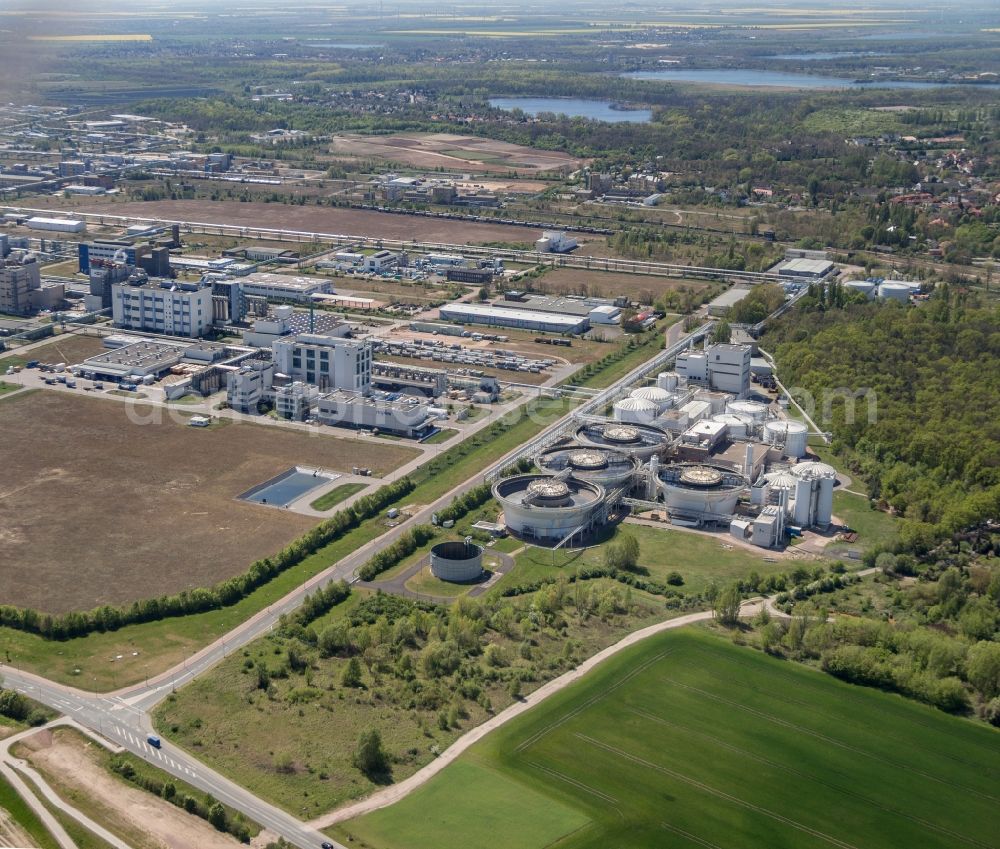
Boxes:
[0,773,60,849]
[335,628,1000,849]
[310,483,368,512]
[498,523,795,597]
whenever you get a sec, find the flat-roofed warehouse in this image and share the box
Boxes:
[707,287,752,317]
[239,272,333,304]
[777,258,834,279]
[438,302,589,334]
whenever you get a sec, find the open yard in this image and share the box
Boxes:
[0,333,106,369]
[334,628,1000,849]
[76,199,542,245]
[329,132,580,175]
[0,391,417,613]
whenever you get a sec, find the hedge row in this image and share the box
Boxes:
[0,477,414,640]
[356,525,436,582]
[110,756,253,843]
[436,482,493,524]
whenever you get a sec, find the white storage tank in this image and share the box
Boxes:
[630,386,673,413]
[658,463,746,522]
[712,413,749,440]
[656,371,679,391]
[878,281,911,303]
[844,280,877,299]
[726,399,769,424]
[493,474,605,542]
[762,420,809,459]
[614,396,658,425]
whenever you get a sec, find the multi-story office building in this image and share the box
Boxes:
[272,333,372,393]
[0,254,41,316]
[111,278,213,338]
[675,343,752,397]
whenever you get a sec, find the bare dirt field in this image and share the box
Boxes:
[18,727,243,849]
[329,132,580,175]
[77,199,542,245]
[0,808,32,848]
[0,391,418,613]
[528,268,710,302]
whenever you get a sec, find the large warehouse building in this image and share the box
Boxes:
[439,303,589,334]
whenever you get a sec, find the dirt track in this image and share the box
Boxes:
[81,199,542,245]
[21,729,242,849]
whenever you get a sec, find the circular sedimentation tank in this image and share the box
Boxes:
[574,421,669,460]
[658,462,746,520]
[536,445,639,488]
[493,473,605,541]
[430,539,484,583]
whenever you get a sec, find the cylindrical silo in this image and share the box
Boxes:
[844,280,876,299]
[793,476,814,527]
[614,397,658,425]
[878,281,910,302]
[762,420,809,459]
[713,413,749,440]
[726,399,769,424]
[656,372,679,391]
[817,475,834,526]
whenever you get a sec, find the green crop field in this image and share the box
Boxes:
[334,629,1000,849]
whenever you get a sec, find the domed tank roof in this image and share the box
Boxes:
[630,387,672,404]
[791,460,837,480]
[764,470,799,490]
[614,397,658,412]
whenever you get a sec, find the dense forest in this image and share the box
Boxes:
[766,288,1000,552]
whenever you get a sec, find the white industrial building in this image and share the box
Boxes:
[535,230,577,253]
[439,302,589,334]
[778,258,834,279]
[275,381,318,421]
[111,278,214,338]
[273,333,372,393]
[239,272,333,303]
[676,343,751,397]
[362,250,398,273]
[0,253,61,316]
[227,359,274,414]
[316,389,434,438]
[707,287,752,317]
[25,216,85,233]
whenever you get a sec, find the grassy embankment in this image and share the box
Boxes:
[334,628,1000,849]
[310,483,368,512]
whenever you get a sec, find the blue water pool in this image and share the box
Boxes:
[240,468,339,508]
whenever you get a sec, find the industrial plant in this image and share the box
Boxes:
[490,341,839,551]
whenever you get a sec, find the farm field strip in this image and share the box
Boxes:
[337,631,1000,849]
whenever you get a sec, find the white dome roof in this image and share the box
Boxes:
[791,461,837,480]
[615,397,658,412]
[630,387,672,403]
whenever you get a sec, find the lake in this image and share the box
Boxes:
[489,97,652,123]
[623,69,1000,91]
[765,52,873,61]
